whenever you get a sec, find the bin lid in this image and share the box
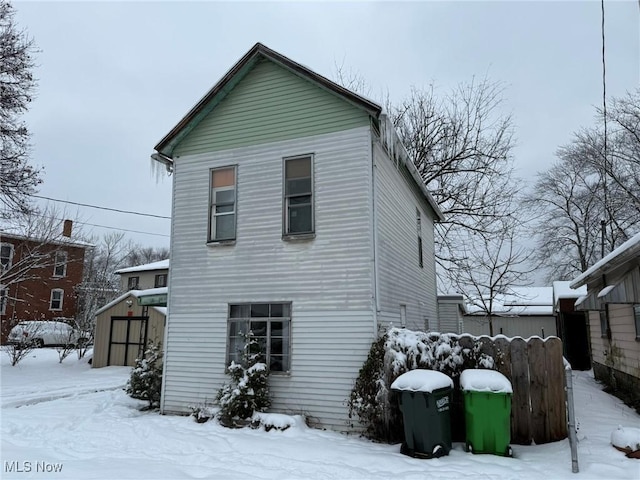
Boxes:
[460,369,512,394]
[390,369,453,393]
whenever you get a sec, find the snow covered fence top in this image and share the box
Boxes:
[460,369,512,394]
[390,369,453,393]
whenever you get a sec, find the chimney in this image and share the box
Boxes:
[62,219,73,238]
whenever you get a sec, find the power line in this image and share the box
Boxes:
[75,220,170,238]
[31,195,171,220]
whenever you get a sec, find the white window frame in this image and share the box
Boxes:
[416,208,423,268]
[283,155,314,236]
[634,305,640,340]
[50,289,64,311]
[209,165,237,242]
[1,242,14,272]
[227,302,292,373]
[53,250,68,277]
[0,286,7,315]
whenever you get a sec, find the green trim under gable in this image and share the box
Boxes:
[173,59,370,157]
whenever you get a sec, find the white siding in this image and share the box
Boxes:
[372,138,438,331]
[162,127,375,429]
[119,269,168,291]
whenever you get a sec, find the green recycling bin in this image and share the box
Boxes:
[391,369,453,459]
[460,369,513,457]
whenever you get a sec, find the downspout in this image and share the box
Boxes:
[151,151,174,414]
[370,122,380,337]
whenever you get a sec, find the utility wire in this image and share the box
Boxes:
[31,194,171,220]
[74,220,170,238]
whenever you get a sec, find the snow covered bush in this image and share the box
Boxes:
[349,327,496,442]
[216,332,271,428]
[126,341,163,409]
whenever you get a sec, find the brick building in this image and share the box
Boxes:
[0,220,90,343]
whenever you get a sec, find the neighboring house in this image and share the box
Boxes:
[92,288,166,368]
[436,295,467,333]
[115,259,169,291]
[0,221,89,344]
[553,281,590,370]
[463,287,557,338]
[150,43,444,430]
[570,232,640,404]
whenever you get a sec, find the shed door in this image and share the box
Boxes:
[107,316,149,367]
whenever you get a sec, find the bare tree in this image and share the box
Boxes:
[0,0,41,218]
[525,90,640,281]
[451,217,536,336]
[123,245,169,267]
[390,79,519,290]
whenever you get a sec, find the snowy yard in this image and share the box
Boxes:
[1,349,639,480]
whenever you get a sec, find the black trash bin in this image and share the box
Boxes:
[391,369,454,458]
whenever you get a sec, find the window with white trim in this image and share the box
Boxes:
[284,156,313,235]
[154,274,168,288]
[227,302,291,373]
[416,208,423,268]
[0,286,7,315]
[1,243,14,272]
[209,166,236,242]
[634,305,640,340]
[53,251,68,277]
[50,289,64,311]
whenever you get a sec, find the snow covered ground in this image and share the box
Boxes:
[1,349,639,479]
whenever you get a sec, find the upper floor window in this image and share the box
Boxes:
[284,156,313,236]
[209,166,237,242]
[1,243,14,272]
[634,305,640,340]
[155,274,168,288]
[599,307,610,339]
[50,289,64,311]
[127,276,140,290]
[53,251,68,277]
[0,286,7,315]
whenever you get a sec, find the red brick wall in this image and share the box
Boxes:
[1,237,86,343]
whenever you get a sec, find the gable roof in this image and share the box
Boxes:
[153,43,444,222]
[570,231,640,288]
[155,42,382,158]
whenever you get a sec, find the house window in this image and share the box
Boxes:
[416,208,423,268]
[50,289,64,311]
[1,243,14,272]
[284,156,313,235]
[127,276,140,290]
[154,274,168,288]
[53,251,68,277]
[599,307,610,339]
[634,305,640,340]
[0,286,7,315]
[209,166,236,242]
[227,302,291,373]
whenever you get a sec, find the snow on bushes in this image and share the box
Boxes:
[348,327,497,442]
[216,332,271,428]
[125,341,163,409]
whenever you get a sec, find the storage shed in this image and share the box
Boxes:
[92,288,166,368]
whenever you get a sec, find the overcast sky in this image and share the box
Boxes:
[13,0,639,249]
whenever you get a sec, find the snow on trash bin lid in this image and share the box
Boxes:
[390,369,453,392]
[460,369,513,394]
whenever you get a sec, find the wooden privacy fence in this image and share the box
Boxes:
[459,335,567,445]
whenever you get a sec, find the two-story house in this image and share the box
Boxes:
[115,259,169,291]
[0,220,89,344]
[151,43,444,430]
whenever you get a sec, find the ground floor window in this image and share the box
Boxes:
[227,302,291,373]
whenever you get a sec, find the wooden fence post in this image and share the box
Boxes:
[529,337,549,444]
[545,337,567,441]
[510,337,531,444]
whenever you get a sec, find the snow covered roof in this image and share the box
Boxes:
[552,281,587,302]
[0,229,94,248]
[115,259,169,274]
[466,287,554,316]
[570,231,640,288]
[94,287,168,316]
